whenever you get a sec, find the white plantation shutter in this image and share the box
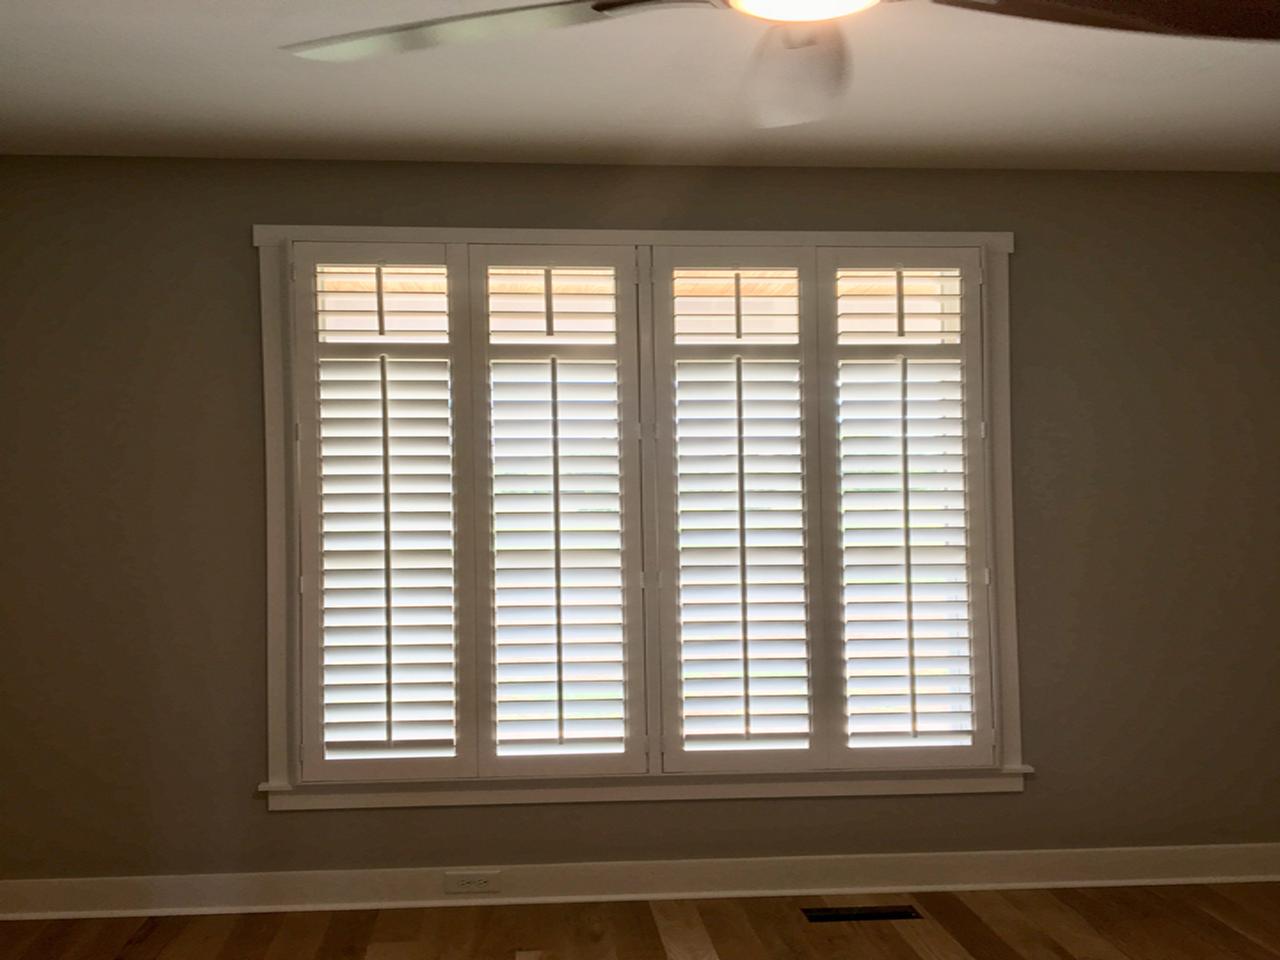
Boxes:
[472,247,645,775]
[278,234,1008,790]
[654,251,823,771]
[295,245,476,780]
[820,249,993,766]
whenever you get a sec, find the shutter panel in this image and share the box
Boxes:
[836,269,962,345]
[829,264,977,751]
[317,264,449,342]
[475,252,643,773]
[657,259,816,767]
[301,256,466,773]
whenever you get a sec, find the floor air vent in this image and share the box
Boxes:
[802,905,923,923]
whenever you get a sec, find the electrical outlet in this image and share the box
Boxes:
[443,870,502,894]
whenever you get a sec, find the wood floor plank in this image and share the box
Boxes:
[1054,885,1238,960]
[1217,884,1280,939]
[262,910,331,960]
[435,905,491,960]
[956,890,1076,960]
[313,909,378,960]
[840,919,925,960]
[737,896,821,960]
[695,898,772,960]
[66,918,150,960]
[1182,884,1280,949]
[212,912,285,960]
[399,911,455,960]
[601,900,666,960]
[365,945,431,960]
[13,917,87,960]
[468,902,574,960]
[1224,884,1280,908]
[154,915,238,960]
[113,916,197,960]
[370,908,426,945]
[994,888,1131,960]
[1133,887,1280,960]
[914,892,1024,960]
[559,900,617,960]
[0,921,48,960]
[649,900,719,960]
[521,902,578,960]
[879,895,980,960]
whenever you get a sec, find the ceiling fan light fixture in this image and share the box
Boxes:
[728,0,880,23]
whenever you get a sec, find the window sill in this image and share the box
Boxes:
[259,766,1033,810]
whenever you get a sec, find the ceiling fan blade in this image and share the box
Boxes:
[929,0,1280,40]
[746,22,849,129]
[284,0,612,62]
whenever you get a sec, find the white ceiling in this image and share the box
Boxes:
[3,0,1279,170]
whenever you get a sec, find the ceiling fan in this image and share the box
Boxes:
[283,0,1280,128]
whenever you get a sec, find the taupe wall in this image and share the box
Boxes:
[2,157,1278,881]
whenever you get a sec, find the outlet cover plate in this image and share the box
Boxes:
[443,870,503,894]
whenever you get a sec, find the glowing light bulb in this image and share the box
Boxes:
[728,0,881,22]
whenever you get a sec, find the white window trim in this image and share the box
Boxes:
[255,226,1028,810]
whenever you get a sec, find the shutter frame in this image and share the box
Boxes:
[271,230,1017,795]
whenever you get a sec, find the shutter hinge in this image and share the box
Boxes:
[298,575,305,595]
[984,567,992,587]
[979,420,988,440]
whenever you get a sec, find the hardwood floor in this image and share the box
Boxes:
[3,884,1279,959]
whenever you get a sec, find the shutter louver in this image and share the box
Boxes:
[668,267,812,755]
[836,277,975,748]
[314,263,458,762]
[486,265,629,759]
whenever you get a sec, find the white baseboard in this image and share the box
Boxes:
[3,843,1278,920]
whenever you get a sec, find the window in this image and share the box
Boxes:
[257,228,1025,809]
